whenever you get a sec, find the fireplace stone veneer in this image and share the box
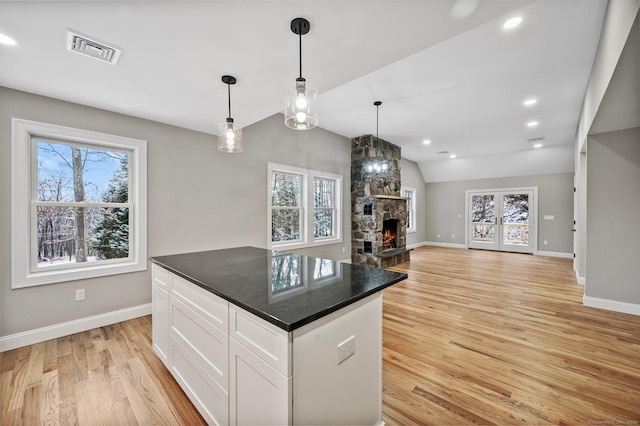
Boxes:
[351,135,410,268]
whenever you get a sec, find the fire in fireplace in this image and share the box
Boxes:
[382,219,398,251]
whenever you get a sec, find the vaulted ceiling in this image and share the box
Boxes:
[0,0,607,182]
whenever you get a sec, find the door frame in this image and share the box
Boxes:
[465,186,538,254]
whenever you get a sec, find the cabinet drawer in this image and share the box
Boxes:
[171,274,228,333]
[170,336,229,426]
[229,305,291,376]
[170,296,228,390]
[152,264,170,290]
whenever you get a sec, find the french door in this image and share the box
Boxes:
[468,189,535,254]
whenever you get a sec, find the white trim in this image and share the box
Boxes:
[11,118,148,288]
[535,251,573,259]
[422,241,467,249]
[0,303,152,352]
[400,186,417,233]
[575,271,586,286]
[407,241,427,250]
[583,296,640,316]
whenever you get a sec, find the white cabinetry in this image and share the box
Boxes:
[168,274,229,426]
[151,264,170,367]
[152,264,384,425]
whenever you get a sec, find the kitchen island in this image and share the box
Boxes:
[150,246,407,425]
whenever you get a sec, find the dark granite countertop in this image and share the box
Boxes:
[150,246,407,332]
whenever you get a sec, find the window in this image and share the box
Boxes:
[12,118,147,288]
[401,187,417,233]
[313,178,336,239]
[268,163,341,249]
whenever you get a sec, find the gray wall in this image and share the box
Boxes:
[0,86,350,337]
[586,127,640,304]
[424,173,574,253]
[400,159,427,247]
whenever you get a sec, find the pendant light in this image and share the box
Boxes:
[218,75,243,153]
[284,17,318,130]
[365,101,388,174]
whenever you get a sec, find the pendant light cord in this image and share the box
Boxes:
[227,83,232,118]
[376,103,379,139]
[298,32,303,79]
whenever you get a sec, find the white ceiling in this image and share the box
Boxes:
[0,0,607,182]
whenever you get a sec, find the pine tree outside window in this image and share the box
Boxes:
[268,163,341,250]
[12,119,147,288]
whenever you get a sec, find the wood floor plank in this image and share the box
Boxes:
[40,369,59,426]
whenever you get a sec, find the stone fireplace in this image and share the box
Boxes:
[351,134,411,268]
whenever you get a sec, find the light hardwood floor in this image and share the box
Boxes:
[1,246,639,425]
[382,247,640,425]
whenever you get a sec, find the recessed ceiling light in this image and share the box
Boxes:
[533,143,543,148]
[503,16,522,29]
[423,139,431,145]
[527,121,539,127]
[523,98,537,106]
[0,33,17,46]
[449,154,457,159]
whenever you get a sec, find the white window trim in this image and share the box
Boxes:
[11,118,148,288]
[402,186,417,234]
[268,162,342,250]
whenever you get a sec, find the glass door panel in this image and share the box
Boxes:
[500,192,533,253]
[469,193,499,250]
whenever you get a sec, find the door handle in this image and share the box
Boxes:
[572,229,576,232]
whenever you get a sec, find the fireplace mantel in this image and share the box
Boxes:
[370,195,409,200]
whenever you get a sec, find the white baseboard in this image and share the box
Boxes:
[536,251,573,259]
[421,241,467,249]
[575,271,586,286]
[407,241,427,250]
[583,296,640,316]
[0,303,152,352]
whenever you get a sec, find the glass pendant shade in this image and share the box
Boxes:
[218,75,242,153]
[284,78,318,130]
[218,118,242,153]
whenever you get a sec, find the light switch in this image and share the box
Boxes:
[544,215,555,220]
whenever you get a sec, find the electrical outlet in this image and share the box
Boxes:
[437,233,440,239]
[337,335,355,365]
[75,288,85,301]
[451,234,455,239]
[544,240,548,246]
[342,246,346,253]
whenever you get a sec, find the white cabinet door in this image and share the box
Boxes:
[229,339,291,426]
[151,283,170,367]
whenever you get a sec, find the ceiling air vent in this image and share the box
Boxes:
[526,136,545,144]
[436,150,449,154]
[66,29,122,65]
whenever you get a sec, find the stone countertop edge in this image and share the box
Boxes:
[149,253,407,333]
